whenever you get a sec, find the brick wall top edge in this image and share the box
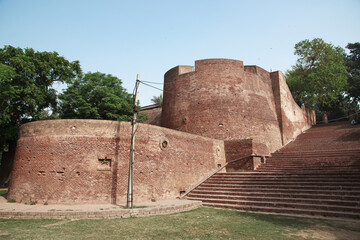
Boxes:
[21,119,123,129]
[244,65,270,74]
[19,119,127,138]
[164,65,194,79]
[195,58,244,67]
[18,119,224,144]
[164,59,285,80]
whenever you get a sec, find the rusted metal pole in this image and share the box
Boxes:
[127,74,140,208]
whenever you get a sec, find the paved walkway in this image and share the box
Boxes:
[0,196,202,219]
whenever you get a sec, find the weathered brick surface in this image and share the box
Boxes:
[270,71,316,146]
[8,120,226,204]
[162,59,314,154]
[141,105,162,126]
[224,140,253,171]
[224,139,253,162]
[8,58,316,205]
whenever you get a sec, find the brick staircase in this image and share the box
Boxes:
[187,122,360,219]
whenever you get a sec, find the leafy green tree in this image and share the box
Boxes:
[151,94,163,106]
[0,45,81,185]
[59,72,146,122]
[286,38,348,114]
[346,42,360,104]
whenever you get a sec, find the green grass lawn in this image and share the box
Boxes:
[0,207,359,240]
[0,189,7,197]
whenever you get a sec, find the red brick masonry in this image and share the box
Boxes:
[8,58,315,205]
[8,120,225,204]
[162,59,315,154]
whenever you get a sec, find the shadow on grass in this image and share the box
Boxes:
[210,207,360,240]
[1,206,359,240]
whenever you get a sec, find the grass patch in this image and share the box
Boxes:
[0,207,359,239]
[0,189,7,197]
[6,198,16,203]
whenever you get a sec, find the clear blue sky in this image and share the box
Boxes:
[1,0,359,106]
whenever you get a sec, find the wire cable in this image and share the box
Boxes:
[140,80,163,85]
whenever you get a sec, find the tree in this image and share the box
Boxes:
[151,94,163,106]
[286,38,348,115]
[345,42,360,104]
[59,72,146,122]
[0,45,81,185]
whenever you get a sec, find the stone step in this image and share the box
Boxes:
[208,178,360,183]
[187,193,360,207]
[273,149,360,154]
[264,160,360,164]
[200,183,360,191]
[270,157,360,161]
[209,177,360,182]
[194,186,360,196]
[264,163,360,166]
[204,180,360,186]
[216,172,360,177]
[259,163,360,167]
[255,168,360,172]
[201,202,360,219]
[187,197,360,213]
[268,156,359,159]
[212,174,360,179]
[186,123,360,219]
[190,189,360,201]
[268,157,360,161]
[272,152,360,157]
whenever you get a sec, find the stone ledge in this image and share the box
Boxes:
[0,200,202,219]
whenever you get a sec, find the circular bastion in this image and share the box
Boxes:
[161,58,283,154]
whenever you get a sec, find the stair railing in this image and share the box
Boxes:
[180,153,270,199]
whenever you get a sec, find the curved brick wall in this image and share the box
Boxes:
[8,119,225,204]
[8,58,315,205]
[161,59,314,154]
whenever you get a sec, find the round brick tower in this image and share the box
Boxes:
[161,58,283,154]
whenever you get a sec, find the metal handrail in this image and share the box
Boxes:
[179,154,270,199]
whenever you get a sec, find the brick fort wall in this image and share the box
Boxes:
[8,119,226,204]
[8,58,315,204]
[161,59,315,154]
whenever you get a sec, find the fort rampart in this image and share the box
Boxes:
[161,59,315,154]
[8,58,315,204]
[8,120,225,204]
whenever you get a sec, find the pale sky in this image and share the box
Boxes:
[1,0,359,106]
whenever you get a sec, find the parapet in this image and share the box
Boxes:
[244,65,270,79]
[164,58,244,80]
[164,65,195,80]
[194,58,244,72]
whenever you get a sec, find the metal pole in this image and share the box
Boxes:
[127,74,140,208]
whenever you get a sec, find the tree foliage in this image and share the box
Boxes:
[0,64,19,144]
[59,72,145,121]
[0,45,81,184]
[0,45,81,144]
[345,42,360,104]
[286,38,348,113]
[151,94,163,106]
